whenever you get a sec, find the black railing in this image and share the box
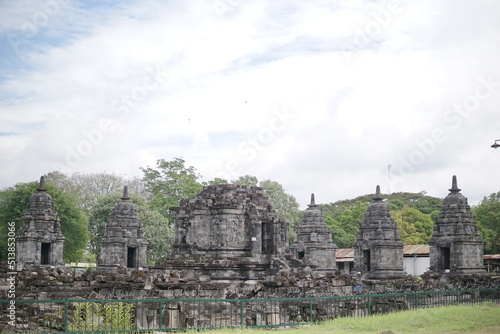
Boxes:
[0,287,498,333]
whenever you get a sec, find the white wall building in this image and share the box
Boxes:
[403,245,430,276]
[336,245,431,276]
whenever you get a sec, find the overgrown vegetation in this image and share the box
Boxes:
[69,302,134,332]
[473,191,500,254]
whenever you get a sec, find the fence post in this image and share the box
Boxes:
[367,295,371,316]
[64,302,69,332]
[159,301,163,329]
[309,299,313,323]
[240,300,244,327]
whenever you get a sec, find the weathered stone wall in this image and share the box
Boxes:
[0,263,356,301]
[2,261,498,333]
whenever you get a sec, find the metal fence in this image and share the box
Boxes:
[1,288,498,333]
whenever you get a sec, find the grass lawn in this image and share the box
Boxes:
[210,304,500,334]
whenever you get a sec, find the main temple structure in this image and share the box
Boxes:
[166,184,289,280]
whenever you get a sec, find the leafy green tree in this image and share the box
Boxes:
[259,179,302,236]
[388,199,405,211]
[473,191,500,254]
[322,201,369,248]
[323,191,442,216]
[142,209,174,265]
[429,209,440,223]
[319,190,442,248]
[232,175,301,239]
[202,178,229,186]
[232,175,259,187]
[0,181,88,262]
[387,192,443,215]
[88,193,173,265]
[140,158,203,218]
[392,214,420,244]
[392,205,433,244]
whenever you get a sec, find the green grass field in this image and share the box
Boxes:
[210,304,500,334]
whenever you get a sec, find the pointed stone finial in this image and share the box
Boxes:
[308,193,317,208]
[121,185,130,200]
[373,185,383,201]
[37,176,47,192]
[448,175,461,193]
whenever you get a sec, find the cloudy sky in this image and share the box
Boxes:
[1,0,499,209]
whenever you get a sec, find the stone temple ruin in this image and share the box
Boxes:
[4,175,496,332]
[352,185,406,280]
[289,194,337,271]
[10,176,491,294]
[97,186,148,272]
[165,184,289,280]
[15,176,65,271]
[427,176,488,277]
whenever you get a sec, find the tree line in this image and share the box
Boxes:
[1,157,499,265]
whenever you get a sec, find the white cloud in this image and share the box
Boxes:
[0,0,499,208]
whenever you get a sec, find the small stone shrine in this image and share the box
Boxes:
[427,176,488,276]
[352,185,406,279]
[289,194,337,271]
[167,184,289,280]
[97,186,148,272]
[16,176,65,270]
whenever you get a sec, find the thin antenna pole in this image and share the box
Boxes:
[388,164,392,194]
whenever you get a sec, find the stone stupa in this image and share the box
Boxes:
[16,176,65,270]
[352,185,406,280]
[97,186,148,272]
[427,175,488,276]
[289,193,337,271]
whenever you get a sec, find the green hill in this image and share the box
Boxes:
[317,192,443,248]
